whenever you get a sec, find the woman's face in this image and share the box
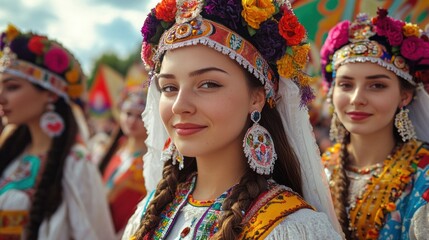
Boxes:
[158,45,263,158]
[333,62,412,138]
[0,73,51,126]
[119,107,147,139]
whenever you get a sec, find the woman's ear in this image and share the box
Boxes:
[45,91,60,104]
[400,89,414,107]
[250,87,266,112]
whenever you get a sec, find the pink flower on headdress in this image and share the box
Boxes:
[320,20,350,60]
[278,10,306,45]
[401,37,424,61]
[141,42,154,67]
[28,35,47,55]
[387,28,404,46]
[155,0,177,22]
[44,47,70,74]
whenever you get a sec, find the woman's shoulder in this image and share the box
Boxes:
[265,208,342,240]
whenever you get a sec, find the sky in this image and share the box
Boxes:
[0,0,159,74]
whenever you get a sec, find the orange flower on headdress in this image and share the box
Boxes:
[155,0,177,22]
[67,84,84,99]
[278,10,306,45]
[241,0,275,30]
[65,64,80,84]
[5,24,19,42]
[402,23,421,38]
[28,35,47,55]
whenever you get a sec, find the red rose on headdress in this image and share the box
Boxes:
[44,47,70,74]
[278,10,305,46]
[387,28,404,46]
[28,35,47,55]
[401,37,423,61]
[155,0,177,22]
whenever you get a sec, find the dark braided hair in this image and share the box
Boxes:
[330,131,351,238]
[0,87,78,239]
[134,69,303,239]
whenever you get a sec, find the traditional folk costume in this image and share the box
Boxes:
[103,140,147,233]
[0,142,115,240]
[323,140,429,239]
[122,0,343,238]
[0,25,115,239]
[320,9,429,240]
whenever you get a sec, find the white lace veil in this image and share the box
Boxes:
[408,83,429,143]
[141,73,342,235]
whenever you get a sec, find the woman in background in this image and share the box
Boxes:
[0,24,115,239]
[321,10,429,239]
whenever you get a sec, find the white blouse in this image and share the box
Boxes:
[0,144,116,240]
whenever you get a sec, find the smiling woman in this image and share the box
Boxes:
[321,9,429,240]
[0,24,115,240]
[120,0,344,239]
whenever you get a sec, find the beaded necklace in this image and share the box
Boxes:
[348,140,419,239]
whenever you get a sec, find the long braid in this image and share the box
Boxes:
[135,157,197,239]
[26,99,77,240]
[212,171,268,239]
[332,132,351,238]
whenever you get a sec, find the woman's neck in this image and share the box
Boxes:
[348,132,397,168]
[192,146,247,201]
[26,121,52,156]
[123,137,147,155]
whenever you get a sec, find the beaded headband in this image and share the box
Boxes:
[141,0,313,107]
[0,24,85,104]
[321,9,429,87]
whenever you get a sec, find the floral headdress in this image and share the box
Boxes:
[321,9,429,87]
[0,24,85,104]
[141,0,313,107]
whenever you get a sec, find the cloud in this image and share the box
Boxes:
[95,17,141,56]
[88,0,146,10]
[0,0,57,30]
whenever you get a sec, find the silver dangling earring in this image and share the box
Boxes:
[40,103,65,137]
[243,110,277,175]
[161,138,184,170]
[395,107,416,142]
[329,113,347,143]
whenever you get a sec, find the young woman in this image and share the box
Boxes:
[99,87,148,235]
[0,25,115,239]
[321,10,429,239]
[121,0,343,239]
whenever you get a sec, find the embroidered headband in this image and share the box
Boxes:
[0,24,85,104]
[321,9,429,87]
[141,0,313,107]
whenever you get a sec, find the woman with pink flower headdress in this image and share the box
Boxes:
[0,25,115,239]
[321,9,429,239]
[121,0,343,239]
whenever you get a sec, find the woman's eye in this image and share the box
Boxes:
[4,85,20,91]
[370,83,386,89]
[160,85,177,92]
[337,82,352,89]
[200,81,221,88]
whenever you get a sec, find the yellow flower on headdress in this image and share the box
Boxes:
[276,54,295,78]
[292,44,310,69]
[5,24,19,42]
[402,23,421,37]
[241,0,275,30]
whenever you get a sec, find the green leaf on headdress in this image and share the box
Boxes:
[247,26,257,36]
[150,25,166,45]
[391,46,400,55]
[286,46,293,55]
[160,21,172,29]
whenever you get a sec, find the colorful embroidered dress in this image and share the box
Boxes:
[323,140,429,239]
[121,176,342,240]
[0,143,116,240]
[103,147,147,233]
